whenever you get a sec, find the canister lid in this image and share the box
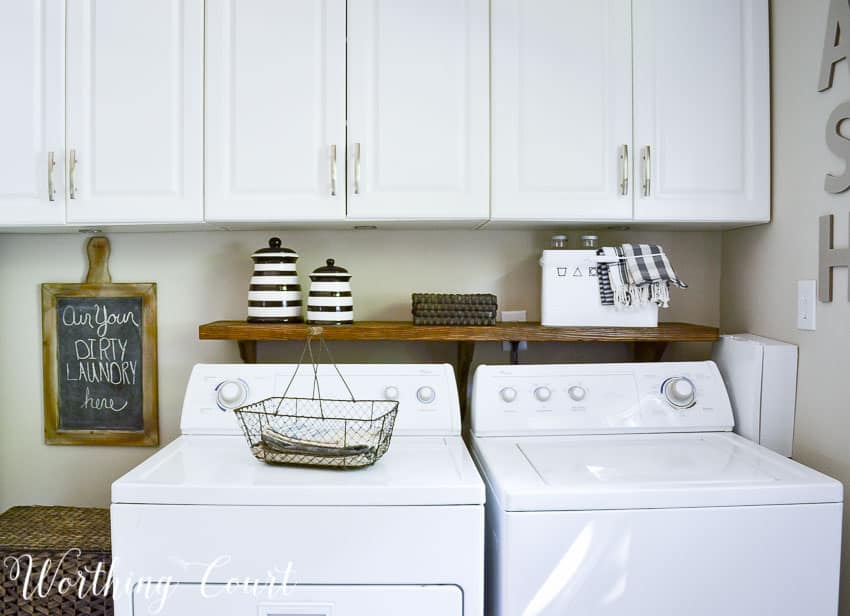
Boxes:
[310,259,351,280]
[313,259,347,273]
[252,237,298,260]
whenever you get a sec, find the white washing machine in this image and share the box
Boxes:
[112,363,484,615]
[469,361,843,616]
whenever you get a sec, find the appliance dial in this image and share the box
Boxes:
[534,386,552,402]
[663,377,696,408]
[383,385,400,400]
[500,387,518,403]
[417,386,436,404]
[568,385,587,402]
[216,379,248,411]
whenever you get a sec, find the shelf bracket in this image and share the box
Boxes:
[502,340,526,364]
[633,341,668,362]
[238,340,258,364]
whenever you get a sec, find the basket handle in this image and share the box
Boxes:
[278,334,357,406]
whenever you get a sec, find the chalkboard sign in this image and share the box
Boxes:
[42,237,158,446]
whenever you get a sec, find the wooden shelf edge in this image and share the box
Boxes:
[198,320,719,343]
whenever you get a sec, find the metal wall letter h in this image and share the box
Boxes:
[819,214,850,301]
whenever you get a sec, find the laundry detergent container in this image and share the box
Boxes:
[540,249,658,327]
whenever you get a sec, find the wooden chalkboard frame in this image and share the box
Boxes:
[41,238,158,446]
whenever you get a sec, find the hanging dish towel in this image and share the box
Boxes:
[597,244,687,308]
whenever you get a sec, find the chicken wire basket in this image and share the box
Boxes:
[233,333,398,469]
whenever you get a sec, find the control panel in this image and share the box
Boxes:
[181,364,460,436]
[470,362,734,436]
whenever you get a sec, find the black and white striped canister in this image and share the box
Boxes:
[307,259,353,324]
[247,237,303,323]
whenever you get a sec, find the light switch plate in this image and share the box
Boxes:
[797,280,817,330]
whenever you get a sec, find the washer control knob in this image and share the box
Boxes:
[568,386,587,402]
[416,386,436,404]
[216,379,248,411]
[384,386,400,400]
[663,377,696,408]
[500,387,518,403]
[534,386,552,402]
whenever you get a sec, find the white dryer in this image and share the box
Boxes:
[470,361,842,616]
[112,363,484,615]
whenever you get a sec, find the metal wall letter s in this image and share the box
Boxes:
[819,214,850,301]
[825,102,850,193]
[820,0,850,91]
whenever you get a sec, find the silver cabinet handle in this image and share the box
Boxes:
[47,151,56,201]
[642,146,652,197]
[69,149,78,199]
[619,144,629,195]
[353,142,361,195]
[329,144,337,196]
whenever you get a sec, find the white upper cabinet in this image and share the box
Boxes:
[491,0,633,222]
[66,0,204,224]
[0,0,65,226]
[347,0,489,221]
[205,0,346,223]
[633,0,769,223]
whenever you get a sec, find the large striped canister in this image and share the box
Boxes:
[247,237,303,322]
[307,259,353,324]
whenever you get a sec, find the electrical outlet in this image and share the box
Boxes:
[797,280,816,331]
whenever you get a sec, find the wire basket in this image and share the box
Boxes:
[233,333,398,469]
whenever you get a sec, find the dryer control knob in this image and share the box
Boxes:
[534,386,552,402]
[384,386,400,400]
[417,386,436,404]
[568,386,587,402]
[663,377,696,408]
[216,379,248,411]
[500,387,518,403]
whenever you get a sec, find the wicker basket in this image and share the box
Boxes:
[235,396,398,469]
[0,506,113,615]
[234,333,399,469]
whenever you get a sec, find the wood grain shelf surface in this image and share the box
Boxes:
[199,320,719,343]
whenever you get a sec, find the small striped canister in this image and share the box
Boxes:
[247,237,303,322]
[306,259,353,324]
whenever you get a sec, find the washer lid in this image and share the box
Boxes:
[473,432,842,512]
[112,435,484,506]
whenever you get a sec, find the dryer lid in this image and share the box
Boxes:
[112,434,485,506]
[472,432,842,512]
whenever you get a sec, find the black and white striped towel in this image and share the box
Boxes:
[597,244,687,308]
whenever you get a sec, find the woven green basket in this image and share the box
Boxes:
[0,506,113,615]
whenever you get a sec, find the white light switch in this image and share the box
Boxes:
[797,280,816,331]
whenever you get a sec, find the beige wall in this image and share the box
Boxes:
[721,0,850,611]
[0,228,720,511]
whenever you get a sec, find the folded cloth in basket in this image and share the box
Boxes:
[261,427,375,458]
[597,244,687,309]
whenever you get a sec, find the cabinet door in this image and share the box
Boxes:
[633,0,769,223]
[491,0,633,222]
[205,0,346,223]
[347,0,489,221]
[0,0,65,226]
[66,0,203,224]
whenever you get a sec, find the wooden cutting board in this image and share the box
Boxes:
[41,236,158,446]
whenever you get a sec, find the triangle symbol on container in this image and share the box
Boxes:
[573,267,583,277]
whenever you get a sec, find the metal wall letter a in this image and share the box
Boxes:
[820,0,850,91]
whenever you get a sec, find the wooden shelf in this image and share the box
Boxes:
[200,320,718,344]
